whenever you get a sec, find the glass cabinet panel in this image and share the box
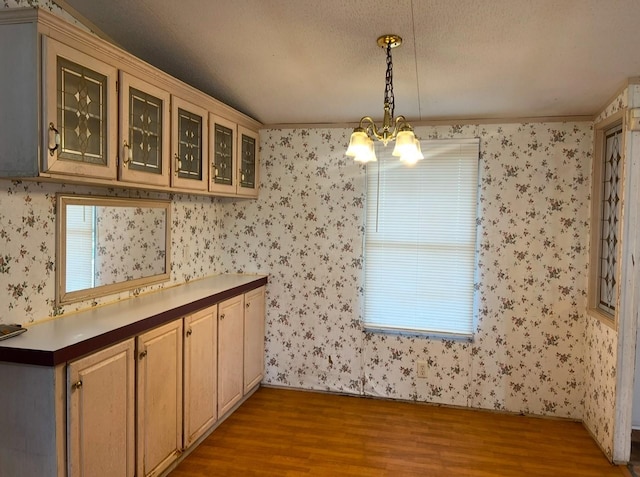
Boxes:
[214,124,233,185]
[119,72,170,187]
[171,96,208,191]
[58,57,107,165]
[237,126,259,197]
[44,37,117,179]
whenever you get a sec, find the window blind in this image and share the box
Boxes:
[65,205,96,293]
[364,138,480,336]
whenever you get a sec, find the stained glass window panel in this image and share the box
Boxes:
[240,134,256,188]
[129,87,163,174]
[177,108,202,180]
[214,124,233,185]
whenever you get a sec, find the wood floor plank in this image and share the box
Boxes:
[170,387,627,477]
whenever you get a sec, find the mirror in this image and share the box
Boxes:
[56,194,171,305]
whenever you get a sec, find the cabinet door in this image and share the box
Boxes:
[68,339,135,477]
[119,72,170,186]
[183,305,217,447]
[236,126,259,198]
[137,320,183,477]
[43,37,117,179]
[244,285,266,393]
[208,114,237,195]
[171,95,208,191]
[218,294,244,416]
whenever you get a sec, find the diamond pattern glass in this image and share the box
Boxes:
[240,134,256,188]
[129,87,163,174]
[214,123,233,185]
[177,108,202,180]
[57,57,107,165]
[598,124,622,315]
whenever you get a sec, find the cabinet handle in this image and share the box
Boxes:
[186,328,193,337]
[48,123,60,156]
[174,153,181,176]
[122,140,133,166]
[246,302,250,309]
[139,350,147,359]
[220,313,225,320]
[72,380,83,390]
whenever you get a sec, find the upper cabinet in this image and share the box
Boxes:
[237,126,260,198]
[0,9,261,198]
[118,72,170,187]
[172,96,208,191]
[43,36,118,179]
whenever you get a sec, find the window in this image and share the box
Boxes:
[589,118,623,323]
[363,138,480,336]
[65,204,96,293]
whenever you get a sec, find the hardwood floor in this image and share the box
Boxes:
[170,387,629,477]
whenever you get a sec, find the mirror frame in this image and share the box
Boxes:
[56,194,171,306]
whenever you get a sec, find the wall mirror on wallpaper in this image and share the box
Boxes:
[56,194,171,305]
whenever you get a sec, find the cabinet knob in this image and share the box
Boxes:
[246,302,250,309]
[139,350,147,359]
[186,328,193,337]
[72,380,83,390]
[220,313,225,320]
[48,123,60,156]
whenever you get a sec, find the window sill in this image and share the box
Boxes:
[363,325,474,342]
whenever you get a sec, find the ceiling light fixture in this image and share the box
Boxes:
[346,34,424,165]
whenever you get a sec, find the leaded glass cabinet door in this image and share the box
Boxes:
[43,37,117,179]
[171,96,208,191]
[236,126,259,198]
[209,114,237,195]
[119,72,170,187]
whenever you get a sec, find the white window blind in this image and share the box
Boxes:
[65,205,96,293]
[364,138,480,336]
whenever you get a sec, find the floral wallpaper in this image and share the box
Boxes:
[219,122,594,423]
[0,180,222,324]
[94,204,167,285]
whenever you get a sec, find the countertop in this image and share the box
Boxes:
[0,274,267,366]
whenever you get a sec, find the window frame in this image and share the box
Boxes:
[588,110,626,328]
[362,138,481,339]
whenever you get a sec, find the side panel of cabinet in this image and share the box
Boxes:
[137,320,183,477]
[208,114,237,195]
[68,339,135,477]
[118,71,171,187]
[42,37,117,179]
[0,22,39,176]
[171,95,208,191]
[217,294,244,416]
[183,305,217,447]
[236,126,259,198]
[244,285,266,393]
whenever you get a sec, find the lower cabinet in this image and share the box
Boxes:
[217,293,245,416]
[136,319,183,477]
[183,305,218,447]
[244,285,266,393]
[68,339,135,477]
[64,284,265,477]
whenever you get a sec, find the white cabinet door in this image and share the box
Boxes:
[183,305,217,447]
[217,294,244,416]
[118,72,170,187]
[68,339,135,477]
[244,285,266,393]
[236,126,259,198]
[43,37,117,179]
[209,114,237,195]
[171,95,208,191]
[136,320,183,477]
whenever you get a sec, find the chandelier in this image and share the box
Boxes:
[346,34,424,165]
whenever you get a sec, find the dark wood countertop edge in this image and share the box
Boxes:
[0,276,268,367]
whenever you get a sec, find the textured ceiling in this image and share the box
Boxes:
[58,0,640,125]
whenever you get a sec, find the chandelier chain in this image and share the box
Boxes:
[384,42,395,120]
